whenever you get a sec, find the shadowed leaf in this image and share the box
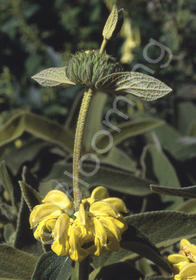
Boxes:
[121,224,172,272]
[126,211,196,248]
[0,245,37,279]
[0,161,15,208]
[19,181,42,211]
[32,251,73,280]
[94,118,164,149]
[0,111,73,152]
[151,185,196,198]
[41,161,152,196]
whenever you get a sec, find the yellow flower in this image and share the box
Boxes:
[168,239,196,280]
[180,239,196,263]
[29,186,128,262]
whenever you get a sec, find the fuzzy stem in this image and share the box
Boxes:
[73,88,93,210]
[99,38,107,54]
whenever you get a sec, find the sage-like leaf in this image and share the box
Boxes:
[121,224,172,273]
[32,66,75,87]
[19,181,42,211]
[151,185,196,198]
[0,244,37,279]
[93,118,164,150]
[126,210,196,248]
[40,161,152,196]
[32,251,73,280]
[96,72,172,101]
[83,92,107,152]
[0,111,74,152]
[0,160,15,208]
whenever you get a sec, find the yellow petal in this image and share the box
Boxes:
[90,201,119,218]
[93,218,107,247]
[43,190,73,210]
[179,263,196,279]
[102,197,128,213]
[78,203,86,225]
[180,239,196,262]
[52,239,69,256]
[52,213,70,240]
[168,254,189,264]
[34,217,56,243]
[90,186,109,202]
[99,216,121,240]
[51,214,70,256]
[180,239,191,249]
[29,203,61,228]
[94,237,104,256]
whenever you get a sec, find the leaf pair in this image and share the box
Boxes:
[33,67,172,101]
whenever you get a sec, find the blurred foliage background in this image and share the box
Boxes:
[0,1,196,277]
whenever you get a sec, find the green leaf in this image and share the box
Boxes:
[147,145,180,187]
[14,167,43,251]
[102,5,118,40]
[101,147,137,172]
[126,210,196,248]
[32,67,75,87]
[84,92,107,152]
[94,118,164,150]
[0,161,15,208]
[150,185,196,198]
[41,161,152,196]
[0,245,37,279]
[19,181,42,211]
[96,72,172,101]
[32,251,73,280]
[146,144,182,209]
[177,199,196,213]
[0,111,73,152]
[121,224,171,272]
[177,102,196,135]
[153,124,196,160]
[2,139,53,176]
[65,91,83,132]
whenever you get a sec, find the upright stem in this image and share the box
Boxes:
[99,39,107,55]
[72,39,108,211]
[73,88,93,210]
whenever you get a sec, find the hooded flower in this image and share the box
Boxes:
[29,186,128,262]
[168,239,196,279]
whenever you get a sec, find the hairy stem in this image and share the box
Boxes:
[73,88,93,210]
[99,39,107,55]
[72,38,108,210]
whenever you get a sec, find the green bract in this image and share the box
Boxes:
[66,50,122,89]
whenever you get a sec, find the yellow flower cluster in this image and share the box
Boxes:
[30,186,128,262]
[168,239,196,279]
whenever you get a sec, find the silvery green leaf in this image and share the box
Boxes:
[96,72,172,101]
[102,5,119,40]
[32,66,75,87]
